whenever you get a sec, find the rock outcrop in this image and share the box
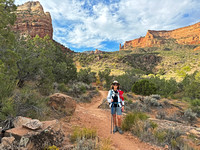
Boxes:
[120,22,200,50]
[13,1,74,53]
[13,1,53,39]
[0,117,64,150]
[83,49,105,54]
[90,49,105,54]
[49,93,76,118]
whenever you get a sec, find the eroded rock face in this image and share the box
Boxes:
[49,93,76,118]
[12,2,74,53]
[13,1,53,39]
[89,49,104,54]
[120,22,200,50]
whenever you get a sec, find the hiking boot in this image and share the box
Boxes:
[113,126,118,133]
[118,127,123,134]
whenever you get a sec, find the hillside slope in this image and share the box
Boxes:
[73,44,200,80]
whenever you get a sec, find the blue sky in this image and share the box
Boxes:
[15,0,200,52]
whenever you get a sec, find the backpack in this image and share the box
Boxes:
[118,90,124,101]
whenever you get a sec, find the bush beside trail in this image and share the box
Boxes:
[132,79,157,96]
[122,112,198,150]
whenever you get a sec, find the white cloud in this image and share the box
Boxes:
[15,0,200,51]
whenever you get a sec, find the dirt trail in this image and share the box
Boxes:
[68,91,163,150]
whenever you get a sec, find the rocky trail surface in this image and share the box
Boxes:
[62,91,164,150]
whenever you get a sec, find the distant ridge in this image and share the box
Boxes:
[82,49,105,54]
[120,22,200,50]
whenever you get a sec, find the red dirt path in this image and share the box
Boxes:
[63,91,164,150]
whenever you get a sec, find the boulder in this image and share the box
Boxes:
[49,93,76,118]
[3,117,64,149]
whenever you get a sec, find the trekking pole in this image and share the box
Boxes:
[110,102,113,134]
[113,111,115,134]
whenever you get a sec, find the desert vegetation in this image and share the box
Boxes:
[1,0,200,149]
[0,0,98,123]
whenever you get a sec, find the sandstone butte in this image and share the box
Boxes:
[120,22,200,51]
[90,49,105,54]
[12,1,72,53]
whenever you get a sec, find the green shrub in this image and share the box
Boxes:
[181,71,200,99]
[115,69,142,92]
[0,97,16,120]
[149,121,158,129]
[154,130,167,143]
[14,35,77,89]
[38,81,53,96]
[80,85,86,93]
[191,99,200,106]
[70,126,97,143]
[58,83,68,93]
[53,60,77,84]
[122,112,148,131]
[177,66,191,78]
[171,139,178,149]
[0,86,50,122]
[0,0,17,47]
[14,87,50,120]
[78,68,96,84]
[184,81,200,99]
[132,79,157,96]
[149,76,178,98]
[98,68,113,90]
[0,53,18,100]
[68,82,91,96]
[153,128,183,147]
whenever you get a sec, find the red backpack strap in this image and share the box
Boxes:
[118,90,124,101]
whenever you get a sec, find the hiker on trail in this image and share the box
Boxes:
[107,81,124,134]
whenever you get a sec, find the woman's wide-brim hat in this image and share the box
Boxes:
[112,80,120,85]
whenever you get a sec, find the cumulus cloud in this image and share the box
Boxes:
[15,0,200,51]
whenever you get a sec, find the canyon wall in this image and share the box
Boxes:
[13,1,53,39]
[120,22,200,50]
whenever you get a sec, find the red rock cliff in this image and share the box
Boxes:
[13,1,73,53]
[120,22,200,50]
[13,1,53,39]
